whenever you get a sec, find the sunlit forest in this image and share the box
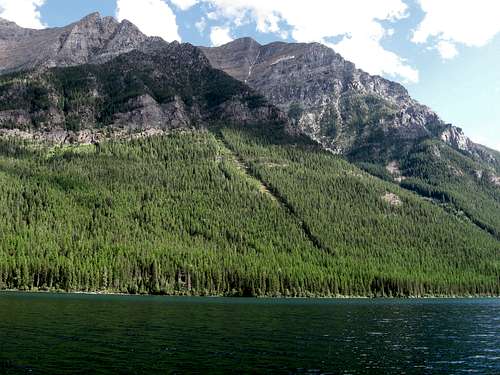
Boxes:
[0,125,498,296]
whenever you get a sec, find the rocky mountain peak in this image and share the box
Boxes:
[203,39,440,156]
[0,24,283,140]
[0,17,30,39]
[0,13,148,74]
[217,37,262,53]
[440,125,473,151]
[79,11,102,22]
[200,37,262,82]
[202,39,493,163]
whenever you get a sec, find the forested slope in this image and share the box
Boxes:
[0,127,498,296]
[203,38,500,239]
[398,140,500,239]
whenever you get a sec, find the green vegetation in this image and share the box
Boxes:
[0,126,498,297]
[218,124,499,296]
[340,94,397,132]
[400,139,500,239]
[0,45,267,130]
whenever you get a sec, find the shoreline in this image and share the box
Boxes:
[1,289,498,299]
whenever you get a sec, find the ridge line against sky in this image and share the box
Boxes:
[0,0,499,151]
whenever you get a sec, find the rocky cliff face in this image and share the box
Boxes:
[202,38,493,164]
[0,15,496,167]
[0,13,148,75]
[0,29,282,139]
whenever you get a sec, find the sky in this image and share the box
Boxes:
[0,0,499,151]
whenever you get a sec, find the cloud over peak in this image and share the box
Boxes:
[209,25,232,46]
[116,0,181,42]
[170,0,199,11]
[0,0,46,29]
[199,0,419,83]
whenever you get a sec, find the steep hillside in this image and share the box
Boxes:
[0,130,498,296]
[202,38,496,164]
[399,140,500,238]
[0,40,282,141]
[202,38,500,239]
[0,15,498,297]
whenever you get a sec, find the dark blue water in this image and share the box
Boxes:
[0,293,498,374]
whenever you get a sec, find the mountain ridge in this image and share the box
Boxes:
[201,37,496,164]
[0,12,150,75]
[0,14,498,297]
[0,15,495,157]
[0,15,284,141]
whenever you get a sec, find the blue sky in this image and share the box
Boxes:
[1,0,499,150]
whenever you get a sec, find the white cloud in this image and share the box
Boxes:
[413,0,500,59]
[195,17,206,33]
[206,11,218,20]
[210,26,232,46]
[116,0,181,42]
[436,40,458,60]
[331,33,419,83]
[200,0,419,83]
[170,0,199,11]
[0,0,46,29]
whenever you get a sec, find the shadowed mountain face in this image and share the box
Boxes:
[201,38,495,165]
[0,17,282,141]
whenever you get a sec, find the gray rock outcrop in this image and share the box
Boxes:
[0,13,147,74]
[202,38,493,163]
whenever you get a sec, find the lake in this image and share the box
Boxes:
[0,293,498,374]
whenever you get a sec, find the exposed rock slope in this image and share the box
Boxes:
[0,20,282,139]
[0,13,148,74]
[201,38,494,165]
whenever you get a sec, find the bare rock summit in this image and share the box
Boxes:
[0,12,148,74]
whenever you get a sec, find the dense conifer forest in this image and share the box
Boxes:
[0,125,498,297]
[399,140,500,239]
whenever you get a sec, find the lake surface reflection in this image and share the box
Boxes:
[0,293,498,374]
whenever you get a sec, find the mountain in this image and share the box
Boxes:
[0,127,498,296]
[202,38,500,238]
[0,15,498,297]
[202,38,496,165]
[0,13,148,74]
[0,16,282,142]
[0,16,495,164]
